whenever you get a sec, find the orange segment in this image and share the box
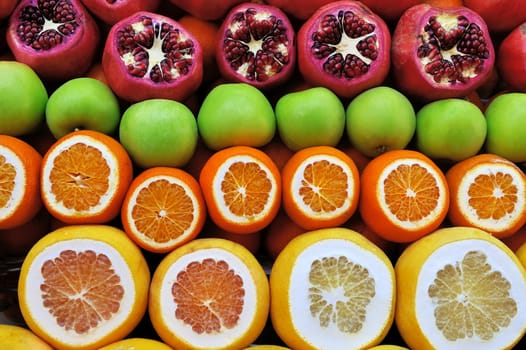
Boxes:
[446,153,526,238]
[269,227,396,349]
[40,130,133,224]
[121,166,206,253]
[281,145,360,230]
[199,145,281,234]
[0,135,42,229]
[359,149,449,243]
[18,225,150,350]
[149,237,269,349]
[395,226,526,350]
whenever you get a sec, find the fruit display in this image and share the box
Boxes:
[1,0,526,349]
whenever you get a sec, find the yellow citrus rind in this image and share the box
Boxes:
[18,224,150,350]
[395,226,526,350]
[149,237,269,350]
[269,227,396,350]
[98,337,174,349]
[0,324,54,349]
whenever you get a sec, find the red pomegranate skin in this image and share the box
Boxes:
[0,0,18,19]
[80,0,161,25]
[216,2,297,90]
[6,0,100,81]
[297,0,392,100]
[102,11,203,103]
[169,0,245,21]
[463,0,526,33]
[264,0,334,21]
[360,0,421,23]
[391,4,495,102]
[497,22,526,92]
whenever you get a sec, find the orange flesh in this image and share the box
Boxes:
[132,179,194,243]
[171,258,245,334]
[40,249,124,334]
[384,163,440,222]
[468,172,518,221]
[49,143,110,211]
[0,154,16,208]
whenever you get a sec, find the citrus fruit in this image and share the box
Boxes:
[359,149,450,243]
[269,227,396,349]
[368,345,409,350]
[121,166,207,254]
[0,324,53,349]
[264,209,306,260]
[281,145,360,230]
[18,224,151,350]
[199,145,281,234]
[98,337,173,350]
[40,129,133,224]
[446,153,526,238]
[0,134,42,229]
[244,346,290,349]
[395,226,526,350]
[149,237,269,350]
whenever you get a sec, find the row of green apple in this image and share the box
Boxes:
[2,60,526,169]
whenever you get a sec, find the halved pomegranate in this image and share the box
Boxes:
[391,4,495,101]
[297,0,391,99]
[102,11,203,103]
[215,2,296,90]
[80,0,161,25]
[6,0,100,81]
[497,22,526,92]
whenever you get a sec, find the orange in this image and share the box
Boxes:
[446,153,526,239]
[281,145,360,230]
[395,226,526,350]
[359,149,450,243]
[199,218,262,255]
[0,134,42,229]
[17,224,151,350]
[368,346,409,350]
[270,227,396,349]
[121,166,207,254]
[98,337,173,349]
[199,145,281,234]
[502,224,526,252]
[0,324,53,349]
[0,208,51,257]
[149,237,269,350]
[424,0,464,6]
[40,129,133,224]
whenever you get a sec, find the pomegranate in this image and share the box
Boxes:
[80,0,161,25]
[391,4,495,102]
[102,11,203,103]
[215,3,296,90]
[6,0,100,81]
[264,0,333,21]
[463,0,526,33]
[297,0,391,100]
[0,0,19,19]
[168,0,244,21]
[497,22,526,92]
[359,0,421,24]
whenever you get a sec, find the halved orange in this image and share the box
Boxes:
[199,145,281,234]
[40,129,133,224]
[149,237,269,350]
[359,149,450,243]
[270,227,396,349]
[281,145,360,230]
[0,134,42,229]
[446,153,526,239]
[17,224,151,350]
[395,226,526,350]
[98,337,174,349]
[121,166,207,254]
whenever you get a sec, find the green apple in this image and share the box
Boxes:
[485,92,526,163]
[415,98,487,162]
[345,86,416,157]
[119,99,198,169]
[197,83,275,150]
[45,77,120,139]
[0,61,48,136]
[275,87,345,151]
